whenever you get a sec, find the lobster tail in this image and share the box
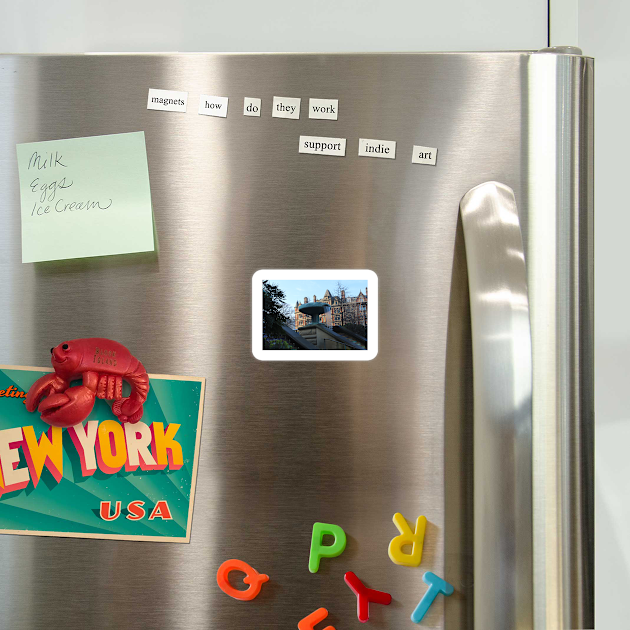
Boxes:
[112,358,150,423]
[126,358,150,403]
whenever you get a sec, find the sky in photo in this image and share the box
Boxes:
[266,279,368,308]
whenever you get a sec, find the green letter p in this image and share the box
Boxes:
[308,522,347,573]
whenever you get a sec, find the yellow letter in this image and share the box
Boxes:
[150,423,183,470]
[22,426,63,487]
[388,512,427,566]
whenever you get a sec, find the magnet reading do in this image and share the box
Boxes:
[244,97,262,117]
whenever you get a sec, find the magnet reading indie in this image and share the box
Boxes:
[0,420,183,496]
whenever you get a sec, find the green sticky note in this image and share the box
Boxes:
[17,131,155,263]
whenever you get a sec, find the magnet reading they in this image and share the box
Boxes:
[388,512,427,567]
[308,522,347,573]
[216,559,269,601]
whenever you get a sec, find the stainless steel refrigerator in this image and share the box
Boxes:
[0,50,593,629]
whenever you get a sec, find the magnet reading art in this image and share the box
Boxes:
[27,150,113,217]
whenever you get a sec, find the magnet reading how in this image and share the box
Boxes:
[272,96,301,119]
[308,522,347,572]
[198,95,229,118]
[358,138,396,159]
[410,572,454,624]
[216,559,269,601]
[388,512,427,567]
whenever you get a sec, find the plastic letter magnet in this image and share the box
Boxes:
[216,559,269,601]
[410,571,454,623]
[298,607,335,630]
[344,571,392,622]
[388,512,427,567]
[308,522,347,573]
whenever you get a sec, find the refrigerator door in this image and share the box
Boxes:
[0,52,593,629]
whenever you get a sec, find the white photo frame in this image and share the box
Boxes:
[252,269,378,361]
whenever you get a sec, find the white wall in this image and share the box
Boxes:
[575,2,629,627]
[0,0,547,53]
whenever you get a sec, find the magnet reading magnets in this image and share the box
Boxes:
[25,338,149,428]
[216,559,269,601]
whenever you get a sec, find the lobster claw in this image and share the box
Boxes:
[37,386,96,428]
[25,373,66,413]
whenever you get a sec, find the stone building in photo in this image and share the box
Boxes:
[294,287,367,330]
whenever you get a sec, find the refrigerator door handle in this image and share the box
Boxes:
[460,181,533,629]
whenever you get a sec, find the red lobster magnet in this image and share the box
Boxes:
[26,338,149,428]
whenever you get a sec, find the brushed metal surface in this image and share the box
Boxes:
[460,182,533,630]
[0,52,593,629]
[527,53,595,629]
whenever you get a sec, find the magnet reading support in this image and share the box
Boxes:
[344,571,392,622]
[388,512,427,567]
[216,559,269,601]
[308,522,347,573]
[298,607,335,630]
[410,571,454,624]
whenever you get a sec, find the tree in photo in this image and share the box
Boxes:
[280,301,295,330]
[263,280,289,337]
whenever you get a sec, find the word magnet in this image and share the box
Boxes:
[272,96,301,119]
[216,559,269,601]
[243,97,261,117]
[388,512,427,566]
[411,572,454,624]
[298,608,335,630]
[198,95,228,118]
[308,522,346,573]
[344,571,392,622]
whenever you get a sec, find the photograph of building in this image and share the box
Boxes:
[262,279,368,350]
